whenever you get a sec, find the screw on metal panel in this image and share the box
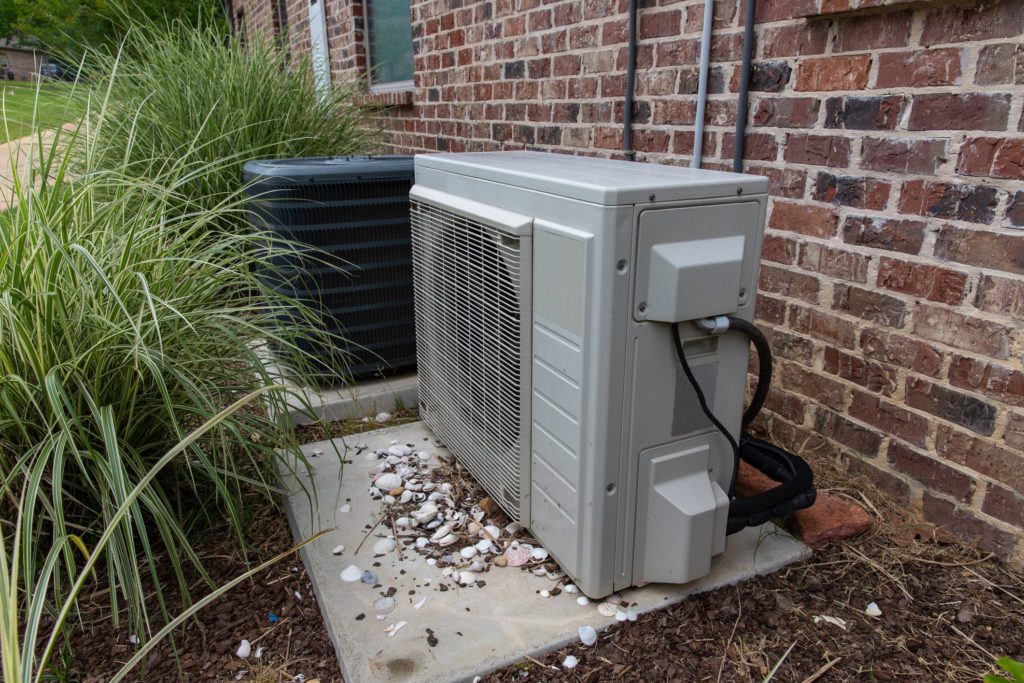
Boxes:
[616,259,628,273]
[737,187,744,195]
[606,484,617,494]
[649,194,656,201]
[739,287,747,298]
[638,301,647,313]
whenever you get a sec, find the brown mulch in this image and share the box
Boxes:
[60,409,1024,682]
[64,504,341,682]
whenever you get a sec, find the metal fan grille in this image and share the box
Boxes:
[410,200,527,520]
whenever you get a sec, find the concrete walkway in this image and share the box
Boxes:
[285,421,811,682]
[0,127,71,208]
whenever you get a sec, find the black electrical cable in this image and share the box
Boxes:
[673,322,741,497]
[673,318,816,534]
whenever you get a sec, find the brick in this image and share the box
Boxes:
[1008,191,1024,227]
[790,304,858,349]
[784,134,851,168]
[503,60,525,79]
[899,180,999,224]
[983,484,1024,529]
[798,243,870,283]
[796,55,872,92]
[761,23,829,58]
[721,133,778,162]
[835,10,912,52]
[935,225,1024,276]
[815,408,884,457]
[639,10,680,39]
[744,165,806,199]
[655,39,699,68]
[762,234,798,264]
[908,93,1011,132]
[876,258,968,305]
[756,294,786,326]
[824,96,902,130]
[763,387,808,424]
[841,215,925,255]
[912,303,1013,359]
[813,173,890,210]
[780,361,848,409]
[1006,413,1024,451]
[652,100,695,126]
[753,97,820,128]
[948,355,1024,408]
[923,491,1018,560]
[759,264,820,303]
[791,493,873,547]
[859,328,944,378]
[553,54,581,77]
[937,424,1024,495]
[861,137,946,175]
[974,274,1024,317]
[921,1,1024,46]
[730,61,791,93]
[975,43,1024,86]
[875,48,963,88]
[888,441,975,503]
[957,137,1024,180]
[772,329,815,365]
[907,377,998,436]
[834,284,907,327]
[849,390,930,447]
[824,346,897,396]
[841,453,912,505]
[748,0,819,23]
[769,200,839,239]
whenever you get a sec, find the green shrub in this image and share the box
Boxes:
[0,103,331,639]
[83,18,378,226]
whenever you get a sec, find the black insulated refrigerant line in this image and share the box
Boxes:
[624,0,638,161]
[733,0,757,173]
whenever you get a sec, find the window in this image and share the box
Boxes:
[365,0,414,92]
[271,0,290,52]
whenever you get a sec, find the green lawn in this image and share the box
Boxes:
[0,82,80,143]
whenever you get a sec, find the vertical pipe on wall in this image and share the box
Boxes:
[691,0,714,169]
[624,0,638,161]
[733,0,757,173]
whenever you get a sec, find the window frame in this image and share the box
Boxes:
[362,0,414,94]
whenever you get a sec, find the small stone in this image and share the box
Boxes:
[340,565,362,582]
[615,610,628,622]
[236,639,251,659]
[338,504,351,513]
[388,445,412,458]
[562,655,578,670]
[374,597,396,614]
[540,590,551,598]
[372,538,397,556]
[597,602,618,617]
[626,610,637,622]
[564,584,578,594]
[460,546,478,560]
[576,596,590,606]
[332,544,345,555]
[530,547,549,562]
[492,556,508,567]
[578,625,597,646]
[956,603,974,624]
[375,412,392,423]
[866,602,882,617]
[360,570,378,584]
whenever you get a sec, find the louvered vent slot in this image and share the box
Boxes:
[411,200,526,521]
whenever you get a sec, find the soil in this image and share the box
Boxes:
[62,412,1024,682]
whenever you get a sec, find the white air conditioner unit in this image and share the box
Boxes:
[409,151,768,598]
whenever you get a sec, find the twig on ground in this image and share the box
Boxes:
[800,657,841,683]
[715,585,743,683]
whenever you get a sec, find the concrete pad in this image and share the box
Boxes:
[285,421,811,683]
[272,366,418,426]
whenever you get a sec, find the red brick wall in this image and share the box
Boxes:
[239,0,1024,563]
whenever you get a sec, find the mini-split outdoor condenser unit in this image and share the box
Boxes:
[409,152,768,598]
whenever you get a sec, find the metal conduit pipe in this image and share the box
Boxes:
[733,0,757,173]
[624,0,638,161]
[691,0,714,168]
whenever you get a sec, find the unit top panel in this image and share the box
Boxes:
[415,151,768,206]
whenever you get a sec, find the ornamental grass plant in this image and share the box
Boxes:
[0,16,374,658]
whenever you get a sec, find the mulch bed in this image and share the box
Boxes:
[62,411,1024,682]
[66,502,341,682]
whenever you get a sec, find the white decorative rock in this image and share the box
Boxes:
[388,445,412,458]
[372,538,397,555]
[374,473,402,491]
[332,544,345,555]
[375,412,392,423]
[338,503,351,513]
[236,639,251,659]
[530,547,549,562]
[866,602,882,617]
[340,565,362,582]
[563,655,578,670]
[576,596,590,606]
[459,546,478,559]
[578,626,597,646]
[430,523,453,542]
[564,584,578,594]
[437,533,458,547]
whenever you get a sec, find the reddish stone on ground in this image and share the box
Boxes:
[735,460,872,547]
